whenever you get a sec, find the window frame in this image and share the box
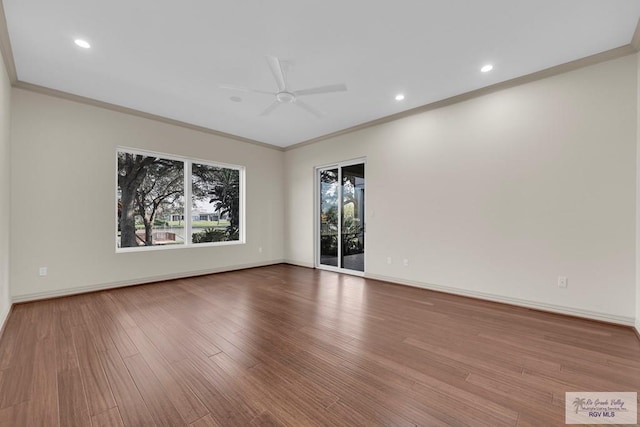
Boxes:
[115,147,245,253]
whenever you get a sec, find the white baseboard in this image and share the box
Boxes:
[283,259,315,269]
[12,259,285,303]
[0,302,11,337]
[365,272,635,327]
[9,262,639,330]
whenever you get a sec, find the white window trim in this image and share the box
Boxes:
[115,147,246,253]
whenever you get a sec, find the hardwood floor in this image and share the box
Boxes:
[0,264,638,426]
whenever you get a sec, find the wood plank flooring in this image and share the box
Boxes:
[0,264,638,426]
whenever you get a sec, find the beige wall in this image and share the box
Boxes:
[637,52,640,335]
[10,89,284,300]
[285,54,638,324]
[5,51,640,328]
[0,49,10,327]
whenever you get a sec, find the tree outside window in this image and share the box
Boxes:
[117,149,243,250]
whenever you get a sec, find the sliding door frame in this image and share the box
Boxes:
[314,157,366,276]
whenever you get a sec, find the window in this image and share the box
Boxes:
[191,162,241,244]
[116,148,244,251]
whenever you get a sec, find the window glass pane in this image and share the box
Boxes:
[341,164,365,272]
[116,149,244,251]
[117,152,185,248]
[191,163,241,244]
[320,168,339,267]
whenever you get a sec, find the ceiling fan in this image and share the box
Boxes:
[220,56,347,118]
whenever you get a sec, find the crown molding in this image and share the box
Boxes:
[1,6,638,152]
[14,81,284,152]
[0,0,282,152]
[631,17,640,52]
[284,43,637,152]
[0,0,17,83]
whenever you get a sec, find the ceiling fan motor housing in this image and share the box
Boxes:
[276,91,296,103]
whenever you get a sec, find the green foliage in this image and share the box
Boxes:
[119,153,241,248]
[320,235,338,256]
[118,152,184,247]
[341,216,364,255]
[192,228,228,244]
[192,164,240,241]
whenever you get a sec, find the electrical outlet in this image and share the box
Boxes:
[558,276,568,288]
[403,259,409,267]
[39,267,47,277]
[386,257,392,265]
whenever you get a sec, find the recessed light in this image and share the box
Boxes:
[74,39,91,49]
[395,94,405,101]
[481,64,493,73]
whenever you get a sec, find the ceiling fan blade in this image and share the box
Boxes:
[219,84,275,96]
[259,100,281,116]
[295,99,323,118]
[266,56,288,91]
[295,83,348,97]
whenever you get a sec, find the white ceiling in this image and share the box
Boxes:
[4,1,640,147]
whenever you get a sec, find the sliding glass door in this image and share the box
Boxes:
[317,160,365,273]
[319,168,340,267]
